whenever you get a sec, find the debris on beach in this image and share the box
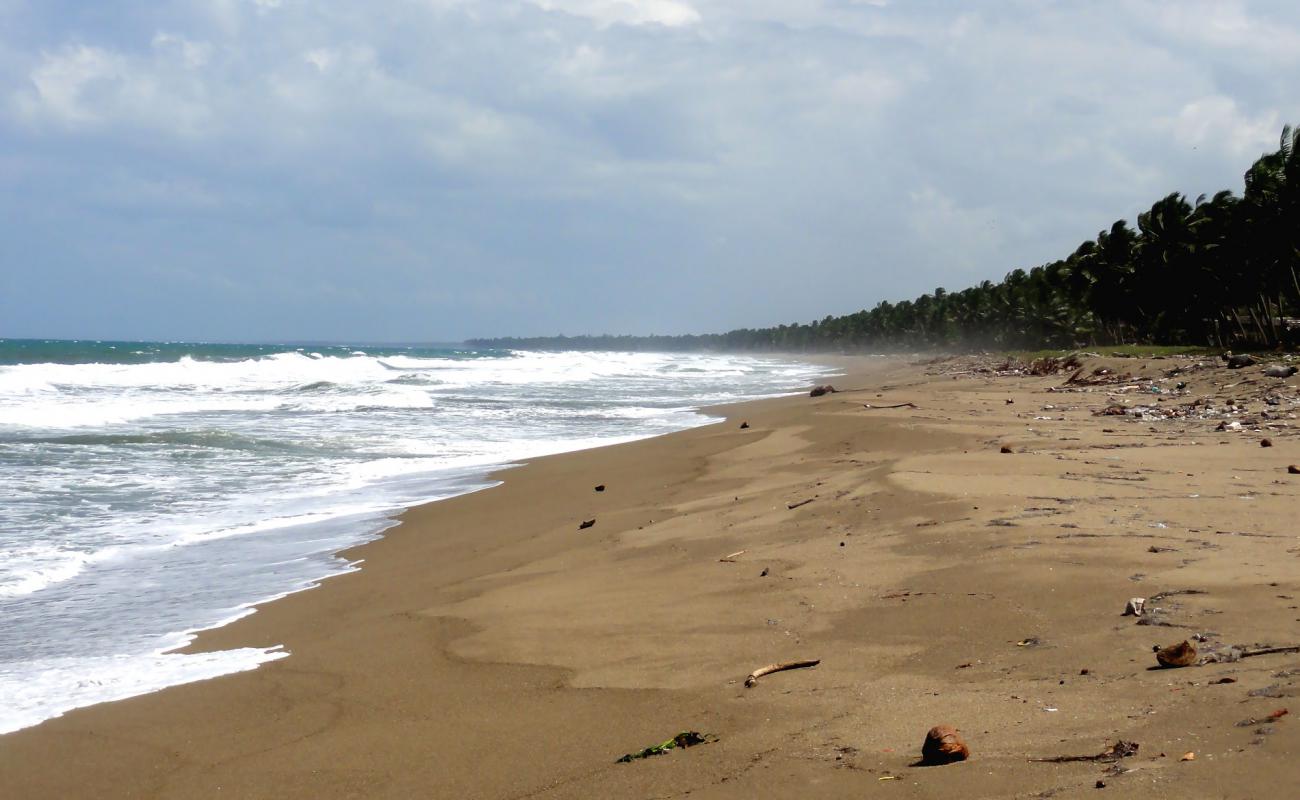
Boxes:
[1236,708,1288,727]
[719,549,747,562]
[809,385,837,397]
[920,725,970,765]
[1263,364,1298,378]
[1000,445,1014,454]
[1289,465,1300,475]
[739,421,750,429]
[1261,438,1274,447]
[616,731,716,763]
[593,484,606,492]
[578,518,596,530]
[744,658,820,687]
[1224,353,1257,369]
[862,401,918,409]
[787,498,815,509]
[1154,640,1198,668]
[1180,751,1196,762]
[1123,598,1146,617]
[1029,740,1139,764]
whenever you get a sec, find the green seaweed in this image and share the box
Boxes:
[616,731,715,763]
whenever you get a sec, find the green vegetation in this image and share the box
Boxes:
[471,126,1300,353]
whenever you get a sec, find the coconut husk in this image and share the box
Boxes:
[921,725,970,765]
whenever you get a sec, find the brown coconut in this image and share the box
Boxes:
[1154,640,1197,668]
[921,725,970,765]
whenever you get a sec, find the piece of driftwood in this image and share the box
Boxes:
[578,519,595,530]
[863,402,918,409]
[787,498,815,509]
[744,659,820,687]
[1030,740,1139,764]
[719,550,747,562]
[1240,644,1300,659]
[1148,588,1206,603]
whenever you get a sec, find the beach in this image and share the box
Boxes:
[2,353,1297,798]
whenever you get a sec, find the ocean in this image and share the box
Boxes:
[0,339,832,734]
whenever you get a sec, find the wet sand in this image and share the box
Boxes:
[2,354,1298,799]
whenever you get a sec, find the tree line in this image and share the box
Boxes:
[469,126,1300,353]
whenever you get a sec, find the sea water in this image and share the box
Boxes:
[0,339,832,734]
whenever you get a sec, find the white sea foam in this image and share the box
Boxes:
[0,346,838,735]
[0,646,289,735]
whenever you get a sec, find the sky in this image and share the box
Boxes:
[1,0,1297,343]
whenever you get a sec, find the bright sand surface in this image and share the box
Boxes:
[2,355,1298,798]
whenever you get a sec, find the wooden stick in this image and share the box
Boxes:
[1240,644,1300,659]
[863,402,918,409]
[787,498,815,510]
[744,659,820,687]
[719,550,747,562]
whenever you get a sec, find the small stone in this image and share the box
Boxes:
[578,519,596,530]
[1180,752,1196,762]
[739,421,750,429]
[1000,445,1014,454]
[921,725,969,765]
[1261,438,1273,448]
[759,568,769,577]
[594,484,606,492]
[1288,465,1300,475]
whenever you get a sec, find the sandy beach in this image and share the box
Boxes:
[2,353,1297,799]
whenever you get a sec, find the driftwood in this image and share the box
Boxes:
[787,498,815,510]
[863,402,918,409]
[1030,740,1139,764]
[744,659,820,687]
[1148,588,1206,604]
[1241,644,1300,659]
[719,550,747,562]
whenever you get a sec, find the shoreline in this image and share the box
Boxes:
[0,353,837,738]
[3,354,1297,798]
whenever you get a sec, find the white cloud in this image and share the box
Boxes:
[1,0,1298,340]
[1172,95,1280,158]
[530,0,701,27]
[13,43,214,134]
[151,32,213,69]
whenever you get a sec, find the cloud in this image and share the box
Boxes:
[1171,94,1280,159]
[0,0,1297,340]
[529,0,702,28]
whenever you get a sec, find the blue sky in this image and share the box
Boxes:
[2,0,1297,342]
